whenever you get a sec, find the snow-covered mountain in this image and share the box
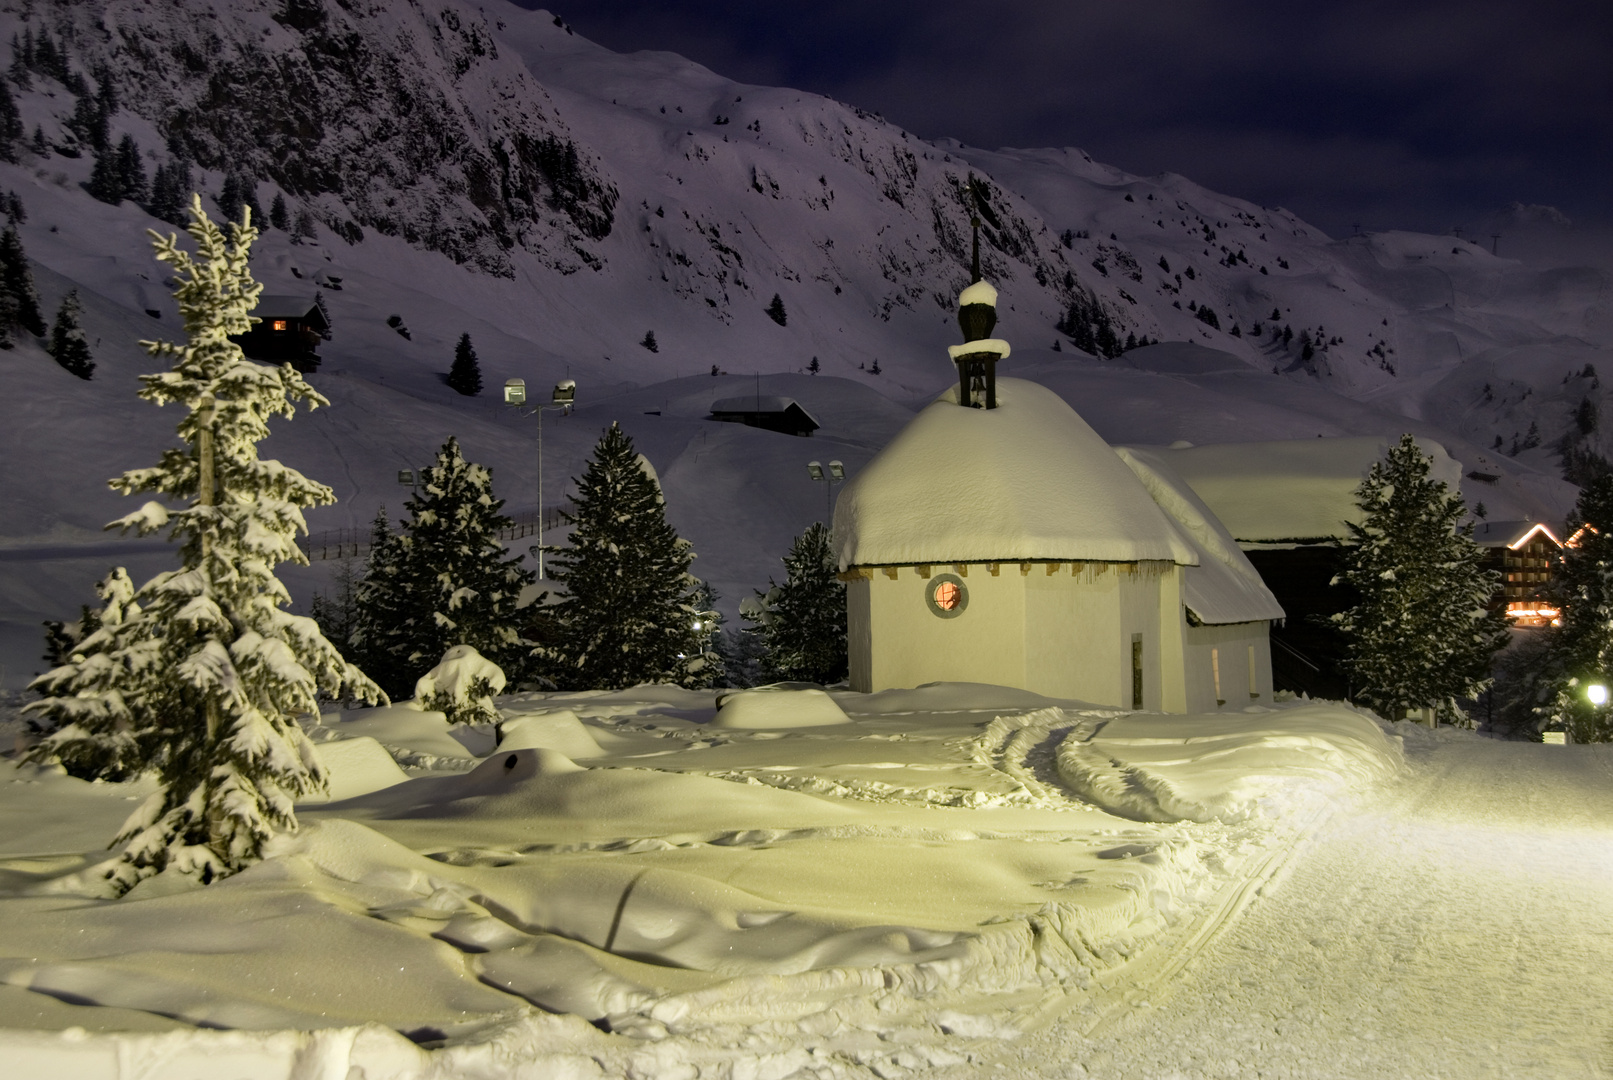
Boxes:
[0,0,1604,683]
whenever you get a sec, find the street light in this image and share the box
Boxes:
[808,459,845,525]
[1589,683,1608,706]
[505,378,576,579]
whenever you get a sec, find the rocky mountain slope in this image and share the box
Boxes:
[0,0,1604,681]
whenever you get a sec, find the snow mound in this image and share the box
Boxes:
[312,705,481,764]
[495,710,606,758]
[306,737,411,802]
[833,378,1197,568]
[712,689,852,728]
[1055,703,1404,823]
[464,747,587,783]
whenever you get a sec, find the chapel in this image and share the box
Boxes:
[831,275,1283,712]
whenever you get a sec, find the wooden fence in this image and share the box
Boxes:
[298,506,569,562]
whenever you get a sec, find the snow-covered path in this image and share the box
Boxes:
[979,734,1613,1079]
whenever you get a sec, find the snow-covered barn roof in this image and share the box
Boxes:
[1115,447,1286,625]
[833,378,1197,569]
[1157,436,1461,545]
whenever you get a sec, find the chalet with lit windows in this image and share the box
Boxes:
[231,295,329,373]
[708,396,819,437]
[1474,520,1562,626]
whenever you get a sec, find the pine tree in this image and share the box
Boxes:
[349,507,417,700]
[744,522,847,684]
[0,226,46,337]
[269,192,289,232]
[115,134,146,204]
[48,289,93,379]
[0,79,21,163]
[148,160,191,225]
[292,206,318,243]
[67,93,107,154]
[1521,476,1613,742]
[446,332,482,395]
[86,143,124,204]
[1331,434,1508,724]
[356,439,533,700]
[538,423,716,689]
[217,174,243,224]
[309,558,361,667]
[766,293,787,326]
[807,355,820,374]
[21,196,381,894]
[640,330,658,352]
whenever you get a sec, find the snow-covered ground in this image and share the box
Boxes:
[0,684,1421,1077]
[3,690,1607,1077]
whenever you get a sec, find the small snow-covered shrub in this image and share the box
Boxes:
[415,644,506,727]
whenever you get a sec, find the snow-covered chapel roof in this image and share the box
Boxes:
[1115,447,1285,625]
[833,378,1197,569]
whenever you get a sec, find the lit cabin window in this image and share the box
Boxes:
[1212,647,1223,705]
[272,319,288,331]
[933,581,961,610]
[1248,644,1258,697]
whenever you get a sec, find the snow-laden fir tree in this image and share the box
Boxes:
[538,423,717,689]
[447,332,482,395]
[355,439,533,703]
[0,224,46,342]
[743,522,847,685]
[22,196,381,894]
[1520,476,1613,742]
[48,289,93,379]
[349,506,417,701]
[1331,434,1507,724]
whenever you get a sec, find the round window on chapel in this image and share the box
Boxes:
[926,573,969,618]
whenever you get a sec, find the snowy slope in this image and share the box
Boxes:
[0,0,1598,683]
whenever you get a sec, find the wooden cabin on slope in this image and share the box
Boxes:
[708,395,819,437]
[232,295,329,373]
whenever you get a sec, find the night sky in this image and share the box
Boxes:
[525,1,1611,239]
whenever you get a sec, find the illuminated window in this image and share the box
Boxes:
[272,319,288,331]
[1212,647,1224,705]
[1248,644,1258,697]
[925,573,968,618]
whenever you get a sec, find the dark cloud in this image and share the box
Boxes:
[529,1,1611,235]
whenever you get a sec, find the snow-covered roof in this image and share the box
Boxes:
[1471,520,1561,549]
[1158,436,1462,544]
[253,295,323,321]
[1115,448,1285,625]
[833,378,1197,569]
[710,395,816,421]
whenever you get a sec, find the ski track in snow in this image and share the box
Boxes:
[955,733,1613,1079]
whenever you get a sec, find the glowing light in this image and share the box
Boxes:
[933,581,962,611]
[1588,684,1608,706]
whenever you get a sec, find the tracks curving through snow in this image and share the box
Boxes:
[961,732,1613,1079]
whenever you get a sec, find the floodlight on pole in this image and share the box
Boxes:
[808,459,847,524]
[506,378,577,579]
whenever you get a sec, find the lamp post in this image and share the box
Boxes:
[807,459,845,525]
[505,378,576,579]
